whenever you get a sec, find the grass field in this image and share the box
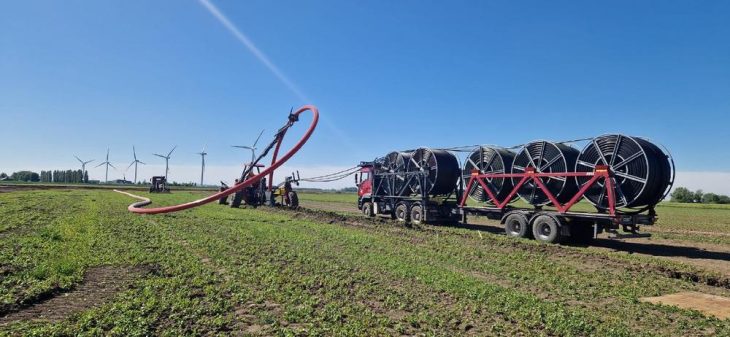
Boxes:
[0,189,729,335]
[299,191,730,244]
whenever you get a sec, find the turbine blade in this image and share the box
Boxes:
[74,155,82,163]
[109,163,117,170]
[95,162,105,168]
[253,129,265,148]
[139,161,146,165]
[133,146,137,160]
[153,153,166,158]
[168,145,177,157]
[127,162,135,170]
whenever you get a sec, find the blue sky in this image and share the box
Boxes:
[1,1,729,190]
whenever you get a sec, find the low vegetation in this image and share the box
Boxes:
[0,189,728,335]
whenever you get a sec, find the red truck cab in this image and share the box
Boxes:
[356,166,373,198]
[355,163,375,215]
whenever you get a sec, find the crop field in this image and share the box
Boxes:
[299,192,730,245]
[1,188,730,336]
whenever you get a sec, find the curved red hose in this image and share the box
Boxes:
[123,105,319,214]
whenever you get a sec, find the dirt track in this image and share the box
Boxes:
[298,199,730,278]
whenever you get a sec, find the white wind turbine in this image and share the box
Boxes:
[196,146,208,186]
[153,145,177,181]
[127,146,146,184]
[233,129,265,164]
[74,155,94,183]
[95,148,116,183]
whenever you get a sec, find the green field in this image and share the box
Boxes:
[1,189,729,336]
[299,192,730,244]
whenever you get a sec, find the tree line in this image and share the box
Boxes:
[671,187,730,204]
[0,170,89,183]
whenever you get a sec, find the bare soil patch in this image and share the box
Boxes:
[641,291,730,319]
[0,265,150,324]
[0,186,24,193]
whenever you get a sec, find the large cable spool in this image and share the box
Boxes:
[462,146,516,204]
[382,151,413,195]
[406,148,459,195]
[576,134,673,210]
[511,141,579,206]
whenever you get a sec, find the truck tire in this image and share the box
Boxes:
[362,201,375,217]
[287,191,299,209]
[395,202,409,223]
[531,214,564,244]
[504,212,531,239]
[410,203,423,225]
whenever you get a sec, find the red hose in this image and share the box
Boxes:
[123,105,319,214]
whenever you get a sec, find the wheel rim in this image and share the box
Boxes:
[538,222,551,239]
[412,207,421,222]
[396,206,406,220]
[509,220,521,234]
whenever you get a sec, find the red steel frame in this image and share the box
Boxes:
[459,165,616,216]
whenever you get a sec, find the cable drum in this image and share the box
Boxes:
[382,151,412,172]
[462,146,516,204]
[406,148,460,195]
[382,151,413,195]
[511,141,579,206]
[576,134,672,209]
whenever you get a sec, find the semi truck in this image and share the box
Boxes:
[354,136,673,244]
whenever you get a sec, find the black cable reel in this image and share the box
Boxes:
[462,146,516,204]
[511,140,579,206]
[575,134,673,212]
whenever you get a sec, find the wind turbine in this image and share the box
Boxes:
[74,155,94,183]
[153,145,177,181]
[233,129,265,164]
[196,146,207,187]
[127,146,145,184]
[95,148,116,183]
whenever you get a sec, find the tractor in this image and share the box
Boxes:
[149,176,170,193]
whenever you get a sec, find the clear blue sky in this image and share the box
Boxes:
[1,1,729,183]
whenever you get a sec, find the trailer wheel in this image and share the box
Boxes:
[504,212,531,239]
[531,214,564,244]
[410,203,423,225]
[395,202,410,222]
[362,202,375,217]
